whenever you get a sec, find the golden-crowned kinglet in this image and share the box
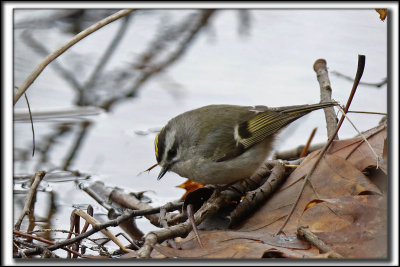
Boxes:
[155,102,336,184]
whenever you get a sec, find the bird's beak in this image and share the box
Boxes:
[157,166,169,180]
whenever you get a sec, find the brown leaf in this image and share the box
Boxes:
[153,231,318,258]
[299,195,387,258]
[177,179,204,200]
[235,153,382,235]
[375,9,388,21]
[328,123,387,172]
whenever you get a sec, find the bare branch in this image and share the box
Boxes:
[313,59,339,139]
[297,227,343,258]
[14,9,135,105]
[14,170,46,230]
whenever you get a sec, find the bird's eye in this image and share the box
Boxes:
[167,147,177,160]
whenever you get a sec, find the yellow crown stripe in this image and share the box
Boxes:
[155,127,165,158]
[154,133,160,157]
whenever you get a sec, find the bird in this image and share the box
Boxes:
[154,102,336,185]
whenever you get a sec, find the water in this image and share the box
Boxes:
[13,9,387,248]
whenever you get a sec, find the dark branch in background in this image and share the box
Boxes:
[79,14,132,105]
[14,9,97,30]
[237,10,251,36]
[14,9,135,105]
[62,121,91,171]
[33,123,72,171]
[101,9,216,111]
[331,70,387,88]
[21,31,82,90]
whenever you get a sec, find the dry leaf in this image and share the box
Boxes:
[177,179,204,200]
[375,9,388,21]
[299,195,387,258]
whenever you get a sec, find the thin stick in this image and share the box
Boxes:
[331,70,387,88]
[13,229,82,258]
[137,191,228,258]
[13,9,135,105]
[18,202,182,257]
[14,171,46,230]
[297,227,343,258]
[276,55,366,235]
[347,110,387,116]
[24,93,35,156]
[299,128,317,158]
[74,209,133,253]
[336,105,381,168]
[187,204,204,248]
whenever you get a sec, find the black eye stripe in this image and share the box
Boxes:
[167,144,178,160]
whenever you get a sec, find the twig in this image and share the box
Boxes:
[137,191,229,258]
[299,128,317,158]
[84,181,180,228]
[99,232,140,250]
[187,204,204,248]
[297,227,343,258]
[336,105,381,168]
[13,241,28,258]
[347,110,387,116]
[14,170,46,230]
[276,55,366,235]
[13,229,82,258]
[158,208,179,249]
[229,161,286,227]
[74,209,134,253]
[273,143,325,160]
[14,9,135,105]
[24,93,35,156]
[313,59,339,139]
[67,209,80,258]
[331,70,387,88]
[18,202,182,257]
